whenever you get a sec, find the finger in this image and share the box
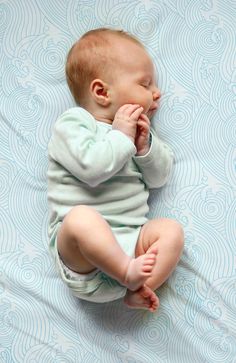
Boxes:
[139,113,150,125]
[130,106,144,120]
[137,119,150,131]
[117,104,141,115]
[137,119,150,132]
[125,104,143,117]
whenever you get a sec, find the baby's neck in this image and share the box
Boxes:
[94,114,113,125]
[86,105,114,125]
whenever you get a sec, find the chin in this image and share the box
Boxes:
[147,111,154,119]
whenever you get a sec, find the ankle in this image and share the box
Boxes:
[118,256,132,287]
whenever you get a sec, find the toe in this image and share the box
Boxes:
[142,265,152,273]
[145,257,155,265]
[148,246,158,256]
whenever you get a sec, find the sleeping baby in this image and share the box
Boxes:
[47,28,184,312]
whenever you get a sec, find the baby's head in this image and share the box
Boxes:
[66,28,160,122]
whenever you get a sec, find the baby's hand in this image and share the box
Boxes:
[112,104,144,143]
[135,114,151,156]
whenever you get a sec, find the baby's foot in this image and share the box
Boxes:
[124,247,158,291]
[124,285,159,312]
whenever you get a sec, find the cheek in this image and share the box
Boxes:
[139,97,153,113]
[128,93,150,109]
[114,87,151,110]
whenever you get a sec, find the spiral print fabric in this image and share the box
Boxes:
[0,1,235,362]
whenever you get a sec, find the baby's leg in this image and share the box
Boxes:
[124,218,184,311]
[138,219,184,290]
[57,205,158,291]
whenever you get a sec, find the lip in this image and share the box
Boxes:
[147,102,159,116]
[150,101,159,111]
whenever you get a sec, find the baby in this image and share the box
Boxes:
[47,28,184,312]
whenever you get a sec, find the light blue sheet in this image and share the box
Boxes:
[0,1,235,362]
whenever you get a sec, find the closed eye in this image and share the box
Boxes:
[141,82,151,88]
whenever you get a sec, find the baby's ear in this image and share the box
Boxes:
[90,79,111,106]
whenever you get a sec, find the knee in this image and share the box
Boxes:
[166,219,184,252]
[64,205,95,235]
[156,218,184,252]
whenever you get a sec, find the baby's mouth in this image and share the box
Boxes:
[147,103,158,118]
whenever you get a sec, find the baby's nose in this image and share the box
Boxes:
[153,88,161,100]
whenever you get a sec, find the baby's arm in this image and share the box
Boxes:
[49,108,136,187]
[134,129,174,189]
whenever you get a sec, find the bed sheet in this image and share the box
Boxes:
[0,0,235,362]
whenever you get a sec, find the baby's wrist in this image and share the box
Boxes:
[136,145,150,156]
[113,128,135,144]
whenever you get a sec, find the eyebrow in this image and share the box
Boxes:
[139,71,152,78]
[138,74,154,83]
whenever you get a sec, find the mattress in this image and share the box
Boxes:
[0,0,235,362]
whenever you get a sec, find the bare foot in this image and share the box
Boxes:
[124,285,159,312]
[123,247,158,291]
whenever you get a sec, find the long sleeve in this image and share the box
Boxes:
[48,107,137,187]
[134,129,174,189]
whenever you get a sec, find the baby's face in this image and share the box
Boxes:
[108,39,160,119]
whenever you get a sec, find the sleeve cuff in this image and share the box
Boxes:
[107,129,137,157]
[133,131,156,164]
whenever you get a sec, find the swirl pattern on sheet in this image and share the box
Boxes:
[0,0,235,362]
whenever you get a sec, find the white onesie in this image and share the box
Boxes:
[47,107,174,302]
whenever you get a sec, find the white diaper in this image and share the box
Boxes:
[50,225,142,303]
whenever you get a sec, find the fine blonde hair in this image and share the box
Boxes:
[65,28,144,105]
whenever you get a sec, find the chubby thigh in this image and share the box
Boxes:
[49,214,142,303]
[54,238,127,303]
